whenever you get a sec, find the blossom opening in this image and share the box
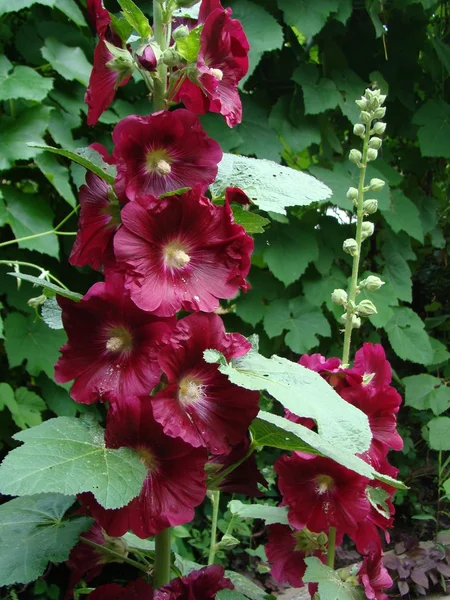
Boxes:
[137,446,158,473]
[178,377,205,406]
[315,474,334,494]
[105,327,132,353]
[146,149,172,175]
[210,67,224,81]
[163,241,191,269]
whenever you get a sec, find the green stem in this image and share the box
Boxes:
[341,124,372,366]
[326,526,337,568]
[208,490,221,565]
[79,537,149,573]
[153,1,169,111]
[0,260,69,290]
[153,528,172,588]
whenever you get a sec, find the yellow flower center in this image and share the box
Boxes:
[137,446,158,472]
[146,148,172,175]
[210,68,223,81]
[315,474,334,495]
[163,241,191,269]
[178,377,205,406]
[105,327,133,353]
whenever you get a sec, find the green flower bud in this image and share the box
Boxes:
[356,299,378,316]
[366,148,378,162]
[172,24,190,40]
[360,111,372,124]
[363,199,378,214]
[349,149,362,164]
[379,94,387,105]
[360,275,385,291]
[346,187,358,201]
[105,42,134,83]
[28,294,47,308]
[343,238,358,256]
[162,47,182,67]
[331,288,348,306]
[355,97,368,110]
[372,121,386,135]
[317,532,328,546]
[353,123,365,137]
[368,137,382,149]
[341,313,361,329]
[369,177,385,192]
[373,107,386,119]
[361,221,375,240]
[219,534,240,550]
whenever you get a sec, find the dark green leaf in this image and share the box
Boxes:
[269,96,321,153]
[412,99,450,159]
[41,38,92,86]
[7,272,83,302]
[303,557,366,599]
[385,307,434,365]
[236,97,282,161]
[232,206,269,233]
[0,65,53,102]
[428,417,450,450]
[293,64,341,115]
[176,26,202,62]
[403,374,442,410]
[381,189,423,243]
[228,500,289,525]
[117,0,152,38]
[35,153,77,207]
[224,571,269,600]
[277,0,336,39]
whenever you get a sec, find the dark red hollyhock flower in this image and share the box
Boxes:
[88,579,153,600]
[87,0,111,37]
[176,3,249,127]
[155,565,233,599]
[357,544,393,600]
[113,188,253,317]
[112,109,222,200]
[65,522,128,599]
[275,454,371,534]
[265,524,326,588]
[298,353,358,393]
[152,313,260,455]
[225,186,250,206]
[54,274,174,404]
[208,437,266,496]
[350,343,392,394]
[69,172,121,270]
[80,397,207,538]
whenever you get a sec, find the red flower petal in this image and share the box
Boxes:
[155,565,233,599]
[88,579,153,600]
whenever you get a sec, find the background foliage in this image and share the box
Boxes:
[0,0,449,595]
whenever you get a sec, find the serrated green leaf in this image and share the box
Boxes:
[232,206,269,233]
[217,592,248,600]
[403,374,442,410]
[277,0,336,39]
[211,154,331,215]
[228,500,289,525]
[235,268,284,327]
[0,382,15,413]
[263,223,318,285]
[56,0,88,27]
[303,557,366,599]
[412,99,450,159]
[381,189,423,243]
[0,65,53,102]
[367,486,391,518]
[0,0,53,17]
[41,38,92,86]
[0,105,51,172]
[110,13,134,42]
[432,38,450,76]
[122,532,155,552]
[28,144,116,185]
[176,25,202,62]
[236,98,283,161]
[269,96,321,153]
[1,186,59,257]
[200,113,243,152]
[11,387,46,430]
[0,494,92,586]
[35,153,77,207]
[0,417,147,509]
[118,0,152,38]
[385,307,434,365]
[41,297,63,329]
[428,417,450,450]
[4,312,67,379]
[224,570,269,600]
[8,272,82,302]
[382,245,412,303]
[293,64,341,115]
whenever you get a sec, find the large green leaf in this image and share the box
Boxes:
[1,186,59,257]
[0,0,87,25]
[236,98,283,161]
[303,557,366,600]
[385,307,434,365]
[228,500,289,525]
[269,96,321,153]
[412,99,450,159]
[293,64,341,115]
[117,0,152,38]
[0,385,47,430]
[235,268,284,327]
[277,0,337,38]
[211,154,331,215]
[428,417,450,451]
[0,106,51,172]
[381,189,423,243]
[381,244,412,303]
[4,312,67,379]
[0,494,92,586]
[204,345,372,457]
[35,153,77,207]
[403,374,442,410]
[0,65,53,102]
[0,417,147,509]
[41,38,92,86]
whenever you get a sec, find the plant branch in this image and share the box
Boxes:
[79,537,149,573]
[153,528,172,588]
[0,260,69,290]
[208,490,221,565]
[326,527,337,568]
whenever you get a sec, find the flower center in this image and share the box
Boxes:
[137,446,158,472]
[146,148,172,175]
[362,372,375,386]
[163,241,191,269]
[105,327,133,353]
[210,67,223,81]
[315,474,334,495]
[178,377,205,406]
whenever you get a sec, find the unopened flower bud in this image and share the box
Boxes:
[356,299,378,316]
[355,97,368,110]
[363,199,378,214]
[331,289,348,306]
[353,123,365,137]
[373,107,386,119]
[372,122,386,135]
[369,137,382,149]
[343,238,358,256]
[317,532,328,546]
[172,24,190,40]
[105,42,134,82]
[162,47,182,67]
[219,534,240,550]
[346,187,358,201]
[137,45,158,72]
[360,275,385,291]
[341,313,361,329]
[366,148,378,162]
[28,294,47,308]
[369,178,385,192]
[360,111,372,124]
[379,94,387,105]
[361,221,375,240]
[349,149,362,164]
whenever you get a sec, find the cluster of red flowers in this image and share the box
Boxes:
[60,0,259,596]
[266,344,402,599]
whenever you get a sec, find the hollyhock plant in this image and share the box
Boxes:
[112,109,222,200]
[155,565,233,599]
[151,313,260,455]
[265,524,327,587]
[176,1,249,126]
[349,343,392,394]
[80,397,207,538]
[88,579,154,600]
[69,171,121,270]
[275,453,371,534]
[113,188,253,317]
[357,545,393,600]
[54,274,174,404]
